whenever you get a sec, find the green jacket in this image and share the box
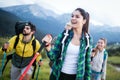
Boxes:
[47,30,93,80]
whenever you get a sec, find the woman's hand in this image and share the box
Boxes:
[2,42,9,51]
[64,22,72,30]
[42,34,53,51]
[38,60,43,66]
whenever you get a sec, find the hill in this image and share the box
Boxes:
[1,4,120,43]
[0,9,21,37]
[0,8,44,41]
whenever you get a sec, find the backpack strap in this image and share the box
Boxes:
[103,51,107,60]
[101,50,107,72]
[14,35,36,54]
[14,35,19,49]
[32,38,36,54]
[31,38,37,79]
[13,35,36,65]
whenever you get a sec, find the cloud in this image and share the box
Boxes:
[0,0,34,7]
[0,0,120,26]
[34,0,120,26]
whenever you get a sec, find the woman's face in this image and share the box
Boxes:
[97,39,105,51]
[70,10,86,29]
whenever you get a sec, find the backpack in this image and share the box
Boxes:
[2,21,37,79]
[15,21,28,35]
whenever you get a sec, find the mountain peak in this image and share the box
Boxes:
[90,19,104,26]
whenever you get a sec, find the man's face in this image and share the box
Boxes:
[23,25,31,36]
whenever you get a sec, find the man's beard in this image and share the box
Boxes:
[22,30,31,36]
[23,33,30,36]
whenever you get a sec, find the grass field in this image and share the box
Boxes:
[0,58,51,80]
[108,56,120,64]
[106,64,120,80]
[107,56,120,80]
[0,56,120,80]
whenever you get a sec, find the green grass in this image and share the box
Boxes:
[0,60,11,80]
[0,37,9,46]
[0,57,120,80]
[32,59,50,80]
[0,58,51,80]
[108,56,120,64]
[106,64,120,80]
[106,56,120,80]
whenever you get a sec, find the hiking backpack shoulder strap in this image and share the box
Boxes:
[14,35,19,49]
[32,38,36,53]
[14,35,36,54]
[101,50,108,72]
[103,50,108,61]
[31,38,37,79]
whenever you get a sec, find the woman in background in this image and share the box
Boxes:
[91,38,108,80]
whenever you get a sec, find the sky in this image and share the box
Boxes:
[0,0,120,26]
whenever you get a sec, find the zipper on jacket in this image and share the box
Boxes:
[20,43,26,68]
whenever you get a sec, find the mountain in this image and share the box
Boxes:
[1,4,64,36]
[90,24,120,43]
[0,8,44,40]
[0,9,22,37]
[1,4,120,43]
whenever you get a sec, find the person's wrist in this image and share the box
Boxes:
[2,47,6,51]
[45,44,50,47]
[45,43,51,52]
[40,59,42,62]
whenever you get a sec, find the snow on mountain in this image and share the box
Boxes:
[1,4,120,43]
[90,19,104,26]
[29,4,58,19]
